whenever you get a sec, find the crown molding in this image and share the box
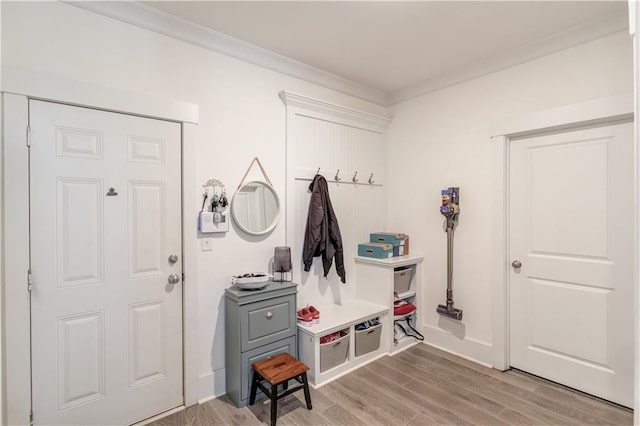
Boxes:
[279,90,391,133]
[388,12,629,105]
[68,1,627,109]
[67,1,387,106]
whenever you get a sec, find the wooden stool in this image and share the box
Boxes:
[249,352,312,426]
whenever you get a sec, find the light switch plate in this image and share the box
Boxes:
[201,238,213,251]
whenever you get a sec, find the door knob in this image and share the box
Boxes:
[512,260,522,269]
[168,254,179,265]
[168,273,180,284]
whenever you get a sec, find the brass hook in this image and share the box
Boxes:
[335,169,341,182]
[368,173,375,184]
[352,171,359,183]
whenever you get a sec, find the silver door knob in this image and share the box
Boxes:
[168,273,180,284]
[512,260,522,269]
[168,254,179,264]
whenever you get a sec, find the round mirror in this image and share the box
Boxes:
[231,181,280,235]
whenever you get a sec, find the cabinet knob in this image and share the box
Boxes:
[265,311,274,319]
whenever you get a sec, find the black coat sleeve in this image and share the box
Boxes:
[302,177,324,271]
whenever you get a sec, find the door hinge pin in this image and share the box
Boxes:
[27,269,33,292]
[26,125,31,147]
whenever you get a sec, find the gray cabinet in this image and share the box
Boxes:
[225,281,298,407]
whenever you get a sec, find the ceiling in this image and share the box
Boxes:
[143,1,628,101]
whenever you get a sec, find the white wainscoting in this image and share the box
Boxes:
[280,91,391,309]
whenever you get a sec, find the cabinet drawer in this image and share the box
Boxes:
[241,295,296,351]
[241,336,297,401]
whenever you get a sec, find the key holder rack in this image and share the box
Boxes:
[199,178,229,233]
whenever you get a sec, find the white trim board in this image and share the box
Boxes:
[491,93,633,137]
[420,326,494,368]
[2,82,200,424]
[2,93,31,426]
[489,94,634,373]
[68,1,626,107]
[279,91,391,134]
[198,369,226,404]
[631,1,639,420]
[1,65,199,125]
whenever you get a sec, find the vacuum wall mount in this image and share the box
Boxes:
[437,187,463,321]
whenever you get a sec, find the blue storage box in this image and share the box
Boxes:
[358,242,393,259]
[370,233,407,256]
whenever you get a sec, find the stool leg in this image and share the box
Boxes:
[301,373,312,410]
[270,382,278,426]
[249,370,260,405]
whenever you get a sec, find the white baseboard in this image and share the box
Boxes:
[198,368,226,403]
[421,323,494,367]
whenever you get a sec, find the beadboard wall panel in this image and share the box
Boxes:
[281,92,391,309]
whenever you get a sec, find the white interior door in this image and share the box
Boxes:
[509,121,633,407]
[29,100,183,425]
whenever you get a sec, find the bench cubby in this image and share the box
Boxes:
[297,300,387,388]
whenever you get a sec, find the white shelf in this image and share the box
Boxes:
[297,299,388,337]
[394,290,416,300]
[391,336,420,355]
[393,312,416,321]
[354,254,424,268]
[356,254,424,360]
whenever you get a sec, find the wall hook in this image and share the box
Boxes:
[352,171,359,183]
[316,167,321,175]
[335,169,341,182]
[368,173,375,184]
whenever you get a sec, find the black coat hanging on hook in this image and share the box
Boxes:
[302,175,346,283]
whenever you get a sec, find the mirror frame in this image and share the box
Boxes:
[231,180,281,236]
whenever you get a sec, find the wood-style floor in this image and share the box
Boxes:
[150,344,633,426]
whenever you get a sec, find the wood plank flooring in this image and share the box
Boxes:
[149,344,632,426]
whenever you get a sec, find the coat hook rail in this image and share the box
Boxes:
[293,168,383,187]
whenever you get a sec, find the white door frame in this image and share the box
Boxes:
[1,67,200,425]
[489,94,634,372]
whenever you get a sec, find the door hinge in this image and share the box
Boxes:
[182,272,185,281]
[26,125,31,147]
[27,269,33,292]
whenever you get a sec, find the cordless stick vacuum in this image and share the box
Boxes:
[437,187,463,321]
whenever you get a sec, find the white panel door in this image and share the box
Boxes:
[29,100,183,425]
[509,122,633,407]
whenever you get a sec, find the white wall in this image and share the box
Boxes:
[1,0,634,408]
[0,1,386,401]
[385,31,633,364]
